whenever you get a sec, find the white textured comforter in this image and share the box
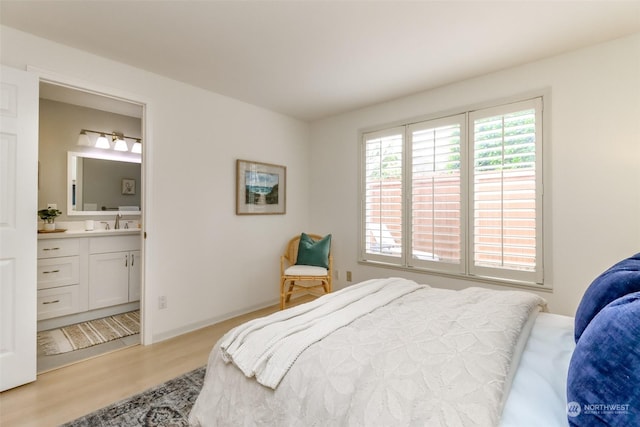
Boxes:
[220,278,423,388]
[190,279,546,427]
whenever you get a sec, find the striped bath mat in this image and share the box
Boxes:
[38,310,140,355]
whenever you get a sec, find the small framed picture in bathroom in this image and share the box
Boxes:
[121,178,136,195]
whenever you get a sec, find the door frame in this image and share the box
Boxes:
[28,66,153,345]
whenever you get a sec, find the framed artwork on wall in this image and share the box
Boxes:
[236,159,286,215]
[121,178,136,195]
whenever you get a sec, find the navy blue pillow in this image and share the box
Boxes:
[567,292,640,426]
[574,253,640,342]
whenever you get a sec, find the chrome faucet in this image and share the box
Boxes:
[101,221,110,230]
[114,213,121,230]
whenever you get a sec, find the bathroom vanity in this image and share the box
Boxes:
[37,228,141,329]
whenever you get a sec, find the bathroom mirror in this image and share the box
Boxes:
[67,151,141,216]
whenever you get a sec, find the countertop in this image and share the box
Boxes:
[37,228,141,239]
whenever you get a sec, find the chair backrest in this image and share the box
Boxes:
[368,224,399,248]
[283,233,326,264]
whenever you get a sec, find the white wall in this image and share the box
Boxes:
[309,33,640,316]
[3,24,638,339]
[1,26,311,341]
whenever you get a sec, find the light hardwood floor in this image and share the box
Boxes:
[0,299,305,427]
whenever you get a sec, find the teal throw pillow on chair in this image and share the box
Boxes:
[296,233,331,269]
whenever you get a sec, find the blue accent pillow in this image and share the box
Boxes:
[295,233,331,269]
[574,253,640,342]
[567,292,640,426]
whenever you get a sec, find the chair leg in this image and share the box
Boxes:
[285,281,295,303]
[280,279,286,310]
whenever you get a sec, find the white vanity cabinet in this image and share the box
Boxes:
[37,239,83,320]
[89,235,141,309]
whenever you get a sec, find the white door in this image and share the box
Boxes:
[0,66,38,391]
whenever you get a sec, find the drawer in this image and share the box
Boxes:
[37,285,81,320]
[89,235,141,254]
[38,239,80,259]
[37,256,80,290]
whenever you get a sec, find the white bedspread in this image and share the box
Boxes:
[190,280,546,427]
[220,278,423,388]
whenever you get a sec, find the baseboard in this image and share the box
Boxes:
[151,299,280,343]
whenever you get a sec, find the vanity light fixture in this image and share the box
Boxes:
[113,133,129,151]
[95,133,111,149]
[77,130,92,147]
[131,139,142,154]
[77,129,142,153]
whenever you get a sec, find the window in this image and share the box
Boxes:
[360,97,543,285]
[363,128,404,263]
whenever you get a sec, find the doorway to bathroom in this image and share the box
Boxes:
[36,81,146,373]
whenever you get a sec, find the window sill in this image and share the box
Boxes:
[358,259,552,293]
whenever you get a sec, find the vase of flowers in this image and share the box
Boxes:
[38,208,62,231]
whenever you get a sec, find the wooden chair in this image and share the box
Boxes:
[280,233,333,310]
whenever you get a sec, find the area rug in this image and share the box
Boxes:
[38,310,140,355]
[61,366,206,426]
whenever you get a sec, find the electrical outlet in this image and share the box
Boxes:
[47,203,57,209]
[346,271,352,282]
[158,296,167,309]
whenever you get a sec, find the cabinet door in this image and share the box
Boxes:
[129,250,141,302]
[89,252,129,309]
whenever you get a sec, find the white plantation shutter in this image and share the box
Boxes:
[362,127,404,262]
[469,98,542,283]
[408,115,465,272]
[359,96,544,286]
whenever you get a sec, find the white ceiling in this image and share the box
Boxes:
[2,1,639,121]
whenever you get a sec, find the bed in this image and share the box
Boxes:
[190,253,640,427]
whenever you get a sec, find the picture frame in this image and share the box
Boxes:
[236,159,286,215]
[121,178,136,195]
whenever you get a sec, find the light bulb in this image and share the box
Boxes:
[77,130,91,146]
[131,140,142,154]
[95,134,110,149]
[114,137,129,152]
